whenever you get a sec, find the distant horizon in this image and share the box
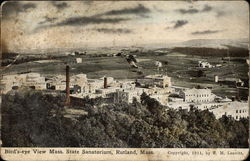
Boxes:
[4,37,249,54]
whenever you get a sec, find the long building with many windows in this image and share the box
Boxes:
[179,88,215,103]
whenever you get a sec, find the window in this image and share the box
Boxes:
[239,110,241,113]
[236,116,238,119]
[236,110,238,113]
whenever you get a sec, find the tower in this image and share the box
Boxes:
[65,65,70,106]
[104,77,107,88]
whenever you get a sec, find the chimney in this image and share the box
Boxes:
[104,77,107,88]
[65,65,70,106]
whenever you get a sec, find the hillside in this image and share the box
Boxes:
[171,46,249,57]
[1,89,248,148]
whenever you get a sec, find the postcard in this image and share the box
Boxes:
[1,1,249,160]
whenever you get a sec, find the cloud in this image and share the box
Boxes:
[2,2,36,17]
[93,28,132,34]
[177,4,212,14]
[33,16,130,32]
[55,16,130,26]
[191,30,221,35]
[173,20,188,29]
[166,20,188,29]
[102,4,150,17]
[38,16,58,25]
[34,4,150,32]
[177,8,199,14]
[51,2,69,10]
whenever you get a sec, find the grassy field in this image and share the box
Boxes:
[2,51,248,98]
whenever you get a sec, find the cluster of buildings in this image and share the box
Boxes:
[1,73,46,93]
[198,60,222,68]
[1,71,248,121]
[168,87,248,120]
[198,60,213,68]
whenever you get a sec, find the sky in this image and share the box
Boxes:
[1,1,249,52]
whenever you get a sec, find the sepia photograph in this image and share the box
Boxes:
[0,0,249,160]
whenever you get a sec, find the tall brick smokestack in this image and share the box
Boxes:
[65,65,70,106]
[104,77,107,88]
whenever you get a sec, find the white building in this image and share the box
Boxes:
[1,73,47,93]
[76,58,82,63]
[54,82,66,91]
[1,74,20,94]
[214,75,219,83]
[24,73,46,90]
[180,88,215,103]
[155,61,163,69]
[198,61,213,68]
[210,101,248,120]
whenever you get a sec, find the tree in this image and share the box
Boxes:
[2,89,249,148]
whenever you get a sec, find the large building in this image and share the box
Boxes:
[137,74,171,88]
[24,73,46,90]
[1,73,46,93]
[209,101,249,120]
[1,74,21,94]
[180,88,215,103]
